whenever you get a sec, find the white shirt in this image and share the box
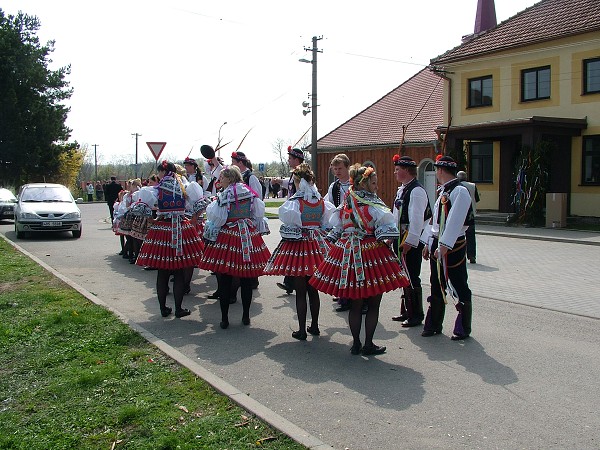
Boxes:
[392,180,429,247]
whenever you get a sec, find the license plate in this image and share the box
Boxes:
[42,221,62,227]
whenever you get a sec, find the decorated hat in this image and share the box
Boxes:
[434,154,457,168]
[392,154,416,167]
[183,157,198,166]
[287,146,305,161]
[231,151,248,162]
[201,144,215,159]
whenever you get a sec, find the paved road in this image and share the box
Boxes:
[2,203,599,450]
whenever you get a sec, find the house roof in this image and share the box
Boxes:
[432,0,600,65]
[317,68,444,150]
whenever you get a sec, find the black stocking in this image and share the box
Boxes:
[156,269,171,312]
[219,274,232,323]
[172,269,185,312]
[348,300,363,345]
[240,277,253,322]
[364,295,382,347]
[294,276,308,332]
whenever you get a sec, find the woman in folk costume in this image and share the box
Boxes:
[129,180,158,263]
[200,165,271,329]
[136,160,205,318]
[310,164,410,356]
[264,163,336,341]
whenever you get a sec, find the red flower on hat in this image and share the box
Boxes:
[288,146,292,151]
[161,160,168,168]
[435,154,444,162]
[231,152,238,159]
[393,154,400,162]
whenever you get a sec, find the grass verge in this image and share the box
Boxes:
[0,238,306,450]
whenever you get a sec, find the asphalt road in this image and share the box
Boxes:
[2,203,599,450]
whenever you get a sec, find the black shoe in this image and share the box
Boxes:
[361,344,386,356]
[118,250,124,255]
[160,306,172,317]
[292,330,307,341]
[336,304,350,312]
[421,330,442,337]
[451,334,470,341]
[392,314,407,322]
[129,259,136,264]
[276,282,293,294]
[242,316,250,326]
[350,341,363,355]
[401,318,423,328]
[122,253,130,259]
[469,258,476,264]
[143,266,157,271]
[251,280,259,289]
[207,291,219,300]
[175,308,191,318]
[306,326,320,336]
[220,320,229,329]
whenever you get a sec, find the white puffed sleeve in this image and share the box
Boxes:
[278,200,302,227]
[321,200,336,230]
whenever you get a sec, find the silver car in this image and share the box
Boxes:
[14,183,82,239]
[0,188,17,220]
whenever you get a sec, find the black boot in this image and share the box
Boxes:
[422,295,444,336]
[392,292,408,322]
[402,287,423,327]
[452,301,472,340]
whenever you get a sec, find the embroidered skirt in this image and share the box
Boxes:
[136,218,204,270]
[309,234,409,299]
[129,215,150,240]
[264,228,331,277]
[199,220,271,278]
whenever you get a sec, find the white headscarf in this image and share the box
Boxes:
[298,178,321,202]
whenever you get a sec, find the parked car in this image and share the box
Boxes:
[0,188,17,220]
[14,183,82,239]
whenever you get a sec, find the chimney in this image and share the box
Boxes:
[474,0,497,34]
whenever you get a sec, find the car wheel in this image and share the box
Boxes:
[72,228,82,239]
[15,221,24,239]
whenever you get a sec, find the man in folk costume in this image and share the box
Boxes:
[420,155,474,340]
[391,155,432,327]
[202,145,224,196]
[231,151,264,199]
[276,146,306,295]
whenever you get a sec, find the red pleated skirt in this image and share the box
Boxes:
[309,235,409,299]
[199,222,271,277]
[136,219,204,270]
[264,230,331,277]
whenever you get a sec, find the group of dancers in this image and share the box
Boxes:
[110,146,474,357]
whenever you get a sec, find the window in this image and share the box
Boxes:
[521,66,551,101]
[582,136,600,185]
[468,76,492,107]
[469,142,493,183]
[583,58,600,94]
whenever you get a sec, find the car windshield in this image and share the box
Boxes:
[0,189,17,202]
[21,186,73,203]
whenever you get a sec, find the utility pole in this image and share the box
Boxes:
[92,144,99,180]
[301,36,323,177]
[131,133,142,178]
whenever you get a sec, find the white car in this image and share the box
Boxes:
[0,188,17,220]
[14,183,82,239]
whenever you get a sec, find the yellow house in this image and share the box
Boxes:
[430,0,600,218]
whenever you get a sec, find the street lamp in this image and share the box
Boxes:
[131,133,142,178]
[299,36,322,176]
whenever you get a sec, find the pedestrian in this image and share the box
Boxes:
[200,165,271,329]
[264,163,335,340]
[421,155,474,340]
[95,180,103,201]
[391,155,432,327]
[86,182,94,202]
[323,153,353,312]
[457,170,480,264]
[310,164,410,356]
[104,176,123,222]
[275,146,306,296]
[183,157,209,189]
[135,160,205,318]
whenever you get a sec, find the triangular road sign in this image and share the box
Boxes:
[146,142,167,161]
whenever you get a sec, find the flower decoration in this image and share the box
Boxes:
[360,166,374,184]
[161,160,168,168]
[288,145,292,151]
[436,154,444,162]
[393,154,400,163]
[231,152,238,159]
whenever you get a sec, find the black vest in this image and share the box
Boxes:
[436,179,474,226]
[394,178,432,225]
[331,180,342,207]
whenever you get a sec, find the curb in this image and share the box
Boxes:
[477,229,600,246]
[1,234,333,450]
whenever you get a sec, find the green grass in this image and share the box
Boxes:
[263,200,285,208]
[0,239,306,450]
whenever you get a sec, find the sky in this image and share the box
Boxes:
[4,0,540,168]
